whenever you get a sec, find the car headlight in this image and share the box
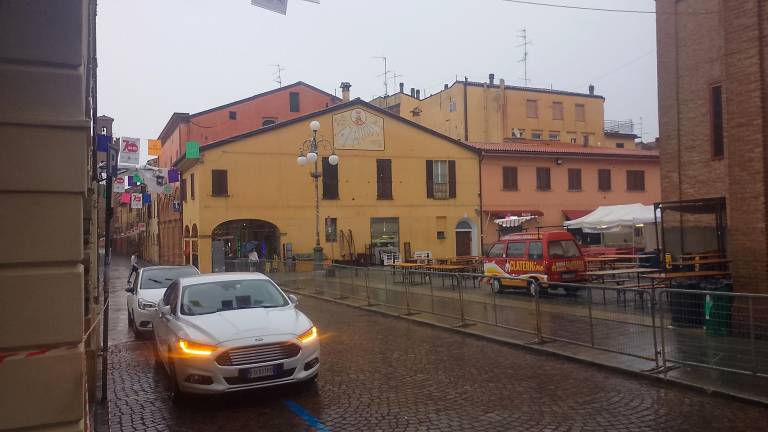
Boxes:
[297,326,317,343]
[138,299,156,310]
[178,338,216,357]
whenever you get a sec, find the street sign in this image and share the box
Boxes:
[108,140,119,177]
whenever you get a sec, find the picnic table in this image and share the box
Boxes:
[670,258,731,269]
[585,257,618,270]
[642,270,732,288]
[587,268,660,306]
[679,252,724,260]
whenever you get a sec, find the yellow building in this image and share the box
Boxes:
[373,76,610,146]
[176,99,481,273]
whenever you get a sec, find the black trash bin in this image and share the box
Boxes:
[669,280,705,328]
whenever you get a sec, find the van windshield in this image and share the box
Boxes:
[548,240,581,259]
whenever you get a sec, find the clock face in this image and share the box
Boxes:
[333,108,385,150]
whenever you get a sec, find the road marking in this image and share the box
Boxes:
[283,400,330,432]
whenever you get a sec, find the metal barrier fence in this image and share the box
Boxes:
[243,260,768,377]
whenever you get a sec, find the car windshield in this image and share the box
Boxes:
[180,279,289,316]
[547,240,581,259]
[140,267,199,289]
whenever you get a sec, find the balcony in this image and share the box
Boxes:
[604,119,635,135]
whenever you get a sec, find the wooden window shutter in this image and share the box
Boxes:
[448,160,457,198]
[212,170,228,196]
[502,167,518,190]
[598,169,612,191]
[322,158,339,199]
[377,159,392,199]
[180,178,187,202]
[426,160,434,198]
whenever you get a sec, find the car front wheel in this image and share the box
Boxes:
[167,355,185,403]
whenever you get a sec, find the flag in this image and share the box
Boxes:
[186,141,200,159]
[127,176,136,187]
[120,192,131,204]
[251,0,287,14]
[143,193,152,204]
[148,139,161,156]
[133,172,143,185]
[97,134,111,152]
[167,168,180,183]
[114,177,125,193]
[119,137,140,165]
[131,193,143,209]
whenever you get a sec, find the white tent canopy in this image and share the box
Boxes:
[563,204,656,233]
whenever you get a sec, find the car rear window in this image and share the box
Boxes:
[180,279,289,316]
[141,267,199,289]
[506,242,526,258]
[547,240,581,259]
[487,243,505,258]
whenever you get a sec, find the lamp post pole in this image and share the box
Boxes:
[297,121,339,272]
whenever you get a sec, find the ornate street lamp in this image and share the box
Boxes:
[297,120,339,271]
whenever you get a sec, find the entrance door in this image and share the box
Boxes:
[456,231,472,256]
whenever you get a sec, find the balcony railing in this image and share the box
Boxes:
[604,119,635,135]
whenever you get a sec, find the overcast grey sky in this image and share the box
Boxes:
[98,0,658,149]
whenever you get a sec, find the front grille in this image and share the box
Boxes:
[216,342,301,367]
[224,367,296,385]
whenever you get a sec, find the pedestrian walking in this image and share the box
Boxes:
[128,251,139,284]
[248,249,260,272]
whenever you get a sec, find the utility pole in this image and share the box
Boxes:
[517,29,532,86]
[270,64,285,88]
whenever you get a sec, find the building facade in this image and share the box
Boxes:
[176,100,482,273]
[156,82,341,266]
[471,140,660,250]
[0,1,97,430]
[373,77,611,146]
[657,0,768,293]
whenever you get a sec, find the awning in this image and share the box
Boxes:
[487,209,544,218]
[563,203,657,232]
[494,215,538,228]
[563,209,593,221]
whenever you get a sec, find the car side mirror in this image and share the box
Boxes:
[125,287,134,294]
[288,294,298,305]
[159,305,171,316]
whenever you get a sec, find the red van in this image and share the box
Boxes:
[483,231,586,294]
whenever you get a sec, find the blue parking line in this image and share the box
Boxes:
[283,400,330,432]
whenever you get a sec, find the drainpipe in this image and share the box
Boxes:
[463,79,469,141]
[499,78,507,141]
[478,152,484,255]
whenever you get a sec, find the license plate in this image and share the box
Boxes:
[561,272,576,280]
[243,365,278,379]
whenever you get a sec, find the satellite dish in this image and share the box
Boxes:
[513,128,522,138]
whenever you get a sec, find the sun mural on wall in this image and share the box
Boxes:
[332,108,385,150]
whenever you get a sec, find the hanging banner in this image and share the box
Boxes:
[148,139,162,156]
[119,137,141,165]
[131,193,143,209]
[120,192,131,204]
[108,140,120,177]
[97,134,112,152]
[185,141,200,159]
[132,172,143,185]
[114,177,125,193]
[143,193,152,204]
[167,168,180,183]
[138,223,146,231]
[144,168,167,193]
[162,184,174,195]
[250,0,288,14]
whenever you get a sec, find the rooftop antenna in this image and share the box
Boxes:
[392,71,403,94]
[517,29,532,86]
[269,64,285,88]
[373,56,390,104]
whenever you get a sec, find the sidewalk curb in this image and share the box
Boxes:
[287,288,768,408]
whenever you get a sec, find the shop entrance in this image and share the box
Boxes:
[211,219,281,272]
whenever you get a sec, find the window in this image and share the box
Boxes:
[488,243,505,258]
[449,97,457,112]
[616,143,625,149]
[228,111,237,120]
[325,217,337,242]
[598,169,612,191]
[528,241,543,260]
[711,84,724,158]
[437,231,446,239]
[322,157,339,199]
[536,167,551,191]
[526,99,538,118]
[583,135,590,146]
[575,104,586,122]
[570,137,577,144]
[212,169,228,196]
[548,240,581,259]
[426,160,456,199]
[371,217,399,248]
[100,126,107,134]
[506,242,526,258]
[262,118,277,127]
[627,170,646,191]
[289,92,300,112]
[376,159,393,199]
[190,173,195,200]
[552,102,564,120]
[180,178,187,202]
[548,132,560,141]
[568,168,582,191]
[502,166,518,190]
[531,132,543,140]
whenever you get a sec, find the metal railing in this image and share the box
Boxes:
[241,260,768,378]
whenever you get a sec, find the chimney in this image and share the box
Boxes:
[444,84,449,90]
[340,82,352,102]
[489,73,495,85]
[415,89,421,100]
[399,82,405,93]
[588,84,595,95]
[410,87,416,97]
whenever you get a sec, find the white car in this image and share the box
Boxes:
[152,273,320,399]
[125,266,200,336]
